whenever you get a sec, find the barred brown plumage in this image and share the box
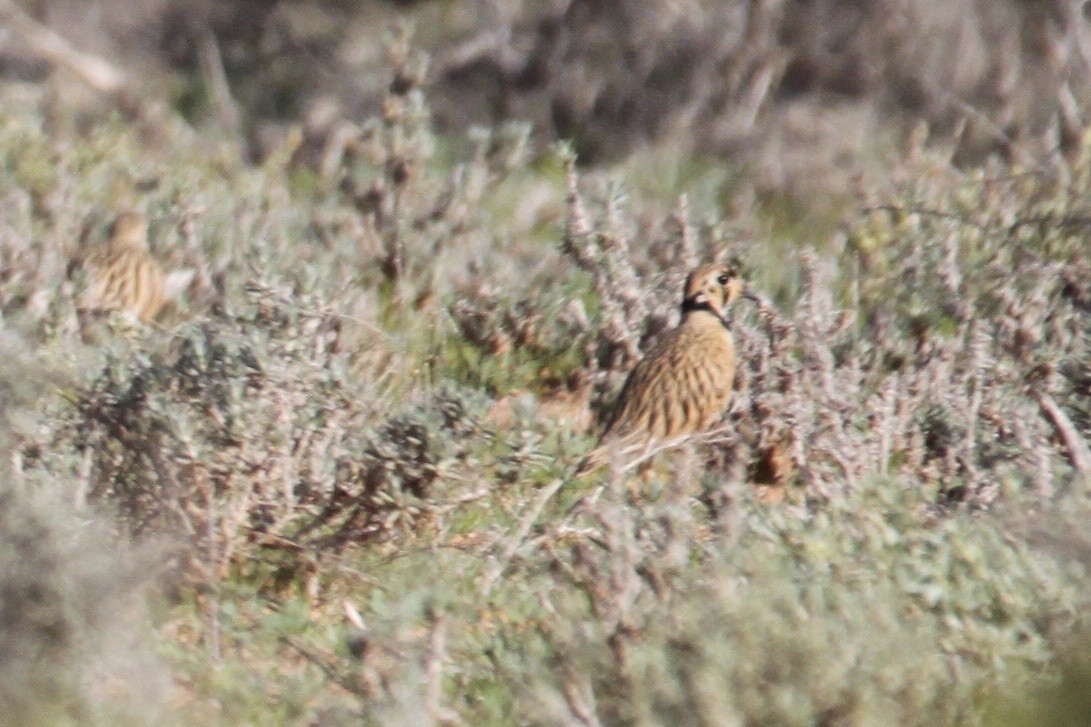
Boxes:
[78,212,167,323]
[577,262,750,476]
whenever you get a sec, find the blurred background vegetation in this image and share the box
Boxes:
[9,0,1091,182]
[0,0,1090,724]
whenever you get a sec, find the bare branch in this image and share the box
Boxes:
[1036,391,1091,486]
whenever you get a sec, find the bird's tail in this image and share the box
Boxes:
[574,435,650,478]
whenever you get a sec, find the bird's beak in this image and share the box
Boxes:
[702,299,723,321]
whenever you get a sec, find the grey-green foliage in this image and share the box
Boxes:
[539,143,1091,507]
[2,20,1091,727]
[0,486,171,727]
[48,281,490,560]
[0,335,167,727]
[499,483,1089,727]
[466,146,1091,725]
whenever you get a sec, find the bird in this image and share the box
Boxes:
[577,262,750,477]
[76,211,168,323]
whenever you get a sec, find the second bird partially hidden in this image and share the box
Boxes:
[76,211,195,328]
[78,211,168,323]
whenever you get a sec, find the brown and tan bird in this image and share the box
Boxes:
[77,211,168,323]
[578,262,750,476]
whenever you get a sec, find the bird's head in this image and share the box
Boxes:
[681,261,750,324]
[107,212,149,251]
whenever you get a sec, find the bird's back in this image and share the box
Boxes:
[81,245,166,322]
[577,311,736,475]
[602,312,736,443]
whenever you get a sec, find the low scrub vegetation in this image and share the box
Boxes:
[0,27,1088,727]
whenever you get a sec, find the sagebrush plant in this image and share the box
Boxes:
[0,334,169,727]
[59,282,489,565]
[543,130,1091,508]
[0,484,174,727]
[497,481,1091,726]
[402,119,1091,726]
[0,26,1089,727]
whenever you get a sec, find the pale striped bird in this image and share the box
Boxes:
[577,262,750,476]
[77,212,168,323]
